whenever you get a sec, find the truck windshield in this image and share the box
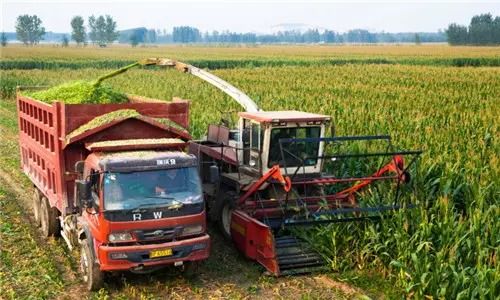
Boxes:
[268,126,321,168]
[103,167,202,211]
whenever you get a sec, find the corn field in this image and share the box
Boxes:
[1,45,499,298]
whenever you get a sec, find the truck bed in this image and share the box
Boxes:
[17,91,191,214]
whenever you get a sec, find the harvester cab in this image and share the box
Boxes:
[136,58,423,276]
[236,111,329,176]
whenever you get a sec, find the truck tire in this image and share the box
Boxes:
[40,196,60,237]
[80,239,104,291]
[32,188,42,227]
[214,189,237,240]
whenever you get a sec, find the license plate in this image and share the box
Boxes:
[149,248,173,258]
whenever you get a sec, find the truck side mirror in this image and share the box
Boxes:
[76,180,92,209]
[209,165,220,184]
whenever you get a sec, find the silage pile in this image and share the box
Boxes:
[25,80,128,104]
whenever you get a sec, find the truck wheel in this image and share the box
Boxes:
[40,196,60,237]
[80,239,104,291]
[32,188,42,227]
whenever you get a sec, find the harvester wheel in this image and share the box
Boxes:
[80,239,104,291]
[40,196,60,237]
[215,190,237,240]
[32,188,42,227]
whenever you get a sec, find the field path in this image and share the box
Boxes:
[0,98,367,299]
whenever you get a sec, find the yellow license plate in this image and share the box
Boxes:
[149,248,173,258]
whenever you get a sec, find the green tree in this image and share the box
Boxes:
[173,26,201,43]
[145,29,157,44]
[468,13,494,45]
[61,35,69,47]
[446,23,468,45]
[104,15,119,45]
[88,15,118,47]
[70,16,86,45]
[94,16,107,46]
[323,30,336,43]
[88,15,97,44]
[494,16,500,44]
[446,13,500,45]
[1,32,7,47]
[414,33,421,45]
[15,14,46,45]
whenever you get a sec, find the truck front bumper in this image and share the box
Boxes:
[97,234,210,271]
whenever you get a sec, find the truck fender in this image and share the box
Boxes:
[78,226,99,264]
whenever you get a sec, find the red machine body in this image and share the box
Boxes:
[191,111,421,276]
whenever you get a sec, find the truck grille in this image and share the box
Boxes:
[133,226,183,244]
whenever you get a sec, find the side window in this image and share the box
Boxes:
[251,123,261,150]
[250,122,262,169]
[242,119,251,165]
[89,169,100,207]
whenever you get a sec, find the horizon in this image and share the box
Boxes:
[2,1,499,34]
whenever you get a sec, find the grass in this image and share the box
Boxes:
[0,184,66,299]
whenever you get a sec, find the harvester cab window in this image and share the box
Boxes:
[268,126,321,168]
[249,122,262,168]
[242,119,251,165]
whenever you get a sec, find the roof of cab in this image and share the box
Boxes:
[238,110,330,123]
[95,151,197,172]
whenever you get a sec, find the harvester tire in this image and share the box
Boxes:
[32,188,42,227]
[215,190,237,240]
[80,239,104,291]
[40,196,60,237]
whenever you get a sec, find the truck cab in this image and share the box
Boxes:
[78,150,209,282]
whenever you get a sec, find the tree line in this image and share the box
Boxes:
[11,14,119,47]
[166,27,444,44]
[4,13,499,47]
[446,13,500,45]
[4,14,445,47]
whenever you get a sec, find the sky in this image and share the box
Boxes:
[1,0,499,33]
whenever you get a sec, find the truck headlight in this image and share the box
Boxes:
[181,224,203,236]
[108,232,133,242]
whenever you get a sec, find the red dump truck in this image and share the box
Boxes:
[16,90,210,290]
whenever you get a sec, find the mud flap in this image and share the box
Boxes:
[230,209,279,275]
